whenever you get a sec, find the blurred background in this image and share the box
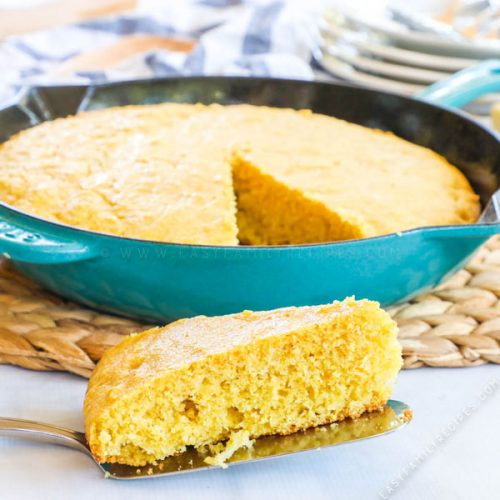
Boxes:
[0,0,498,125]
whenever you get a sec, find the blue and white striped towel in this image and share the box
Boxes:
[0,0,322,104]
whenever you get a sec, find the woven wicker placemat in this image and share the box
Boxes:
[1,237,500,377]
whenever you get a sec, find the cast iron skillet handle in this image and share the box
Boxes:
[416,59,500,108]
[415,60,500,234]
[0,417,89,454]
[0,216,97,264]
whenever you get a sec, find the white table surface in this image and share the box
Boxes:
[0,364,499,500]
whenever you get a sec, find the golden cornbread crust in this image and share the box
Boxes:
[0,103,479,245]
[84,298,402,466]
[0,104,238,245]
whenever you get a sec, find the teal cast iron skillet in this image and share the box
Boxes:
[0,62,499,322]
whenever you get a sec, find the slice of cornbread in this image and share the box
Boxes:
[84,298,401,466]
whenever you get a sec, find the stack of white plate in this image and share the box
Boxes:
[317,0,500,114]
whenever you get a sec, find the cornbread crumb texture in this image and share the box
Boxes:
[0,103,479,245]
[84,298,402,466]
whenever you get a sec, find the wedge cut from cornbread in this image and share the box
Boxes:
[84,298,401,466]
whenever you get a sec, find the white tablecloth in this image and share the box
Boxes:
[0,364,499,500]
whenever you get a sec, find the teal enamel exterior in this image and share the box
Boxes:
[417,60,500,108]
[7,218,498,322]
[0,70,498,322]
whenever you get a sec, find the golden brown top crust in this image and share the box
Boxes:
[93,300,363,376]
[0,103,479,243]
[0,104,238,245]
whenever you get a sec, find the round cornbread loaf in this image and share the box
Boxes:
[0,104,479,245]
[84,298,402,466]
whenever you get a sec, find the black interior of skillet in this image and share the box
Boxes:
[2,77,499,206]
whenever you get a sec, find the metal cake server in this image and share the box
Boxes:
[0,400,411,480]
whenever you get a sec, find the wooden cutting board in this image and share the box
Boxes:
[0,0,137,37]
[0,0,196,75]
